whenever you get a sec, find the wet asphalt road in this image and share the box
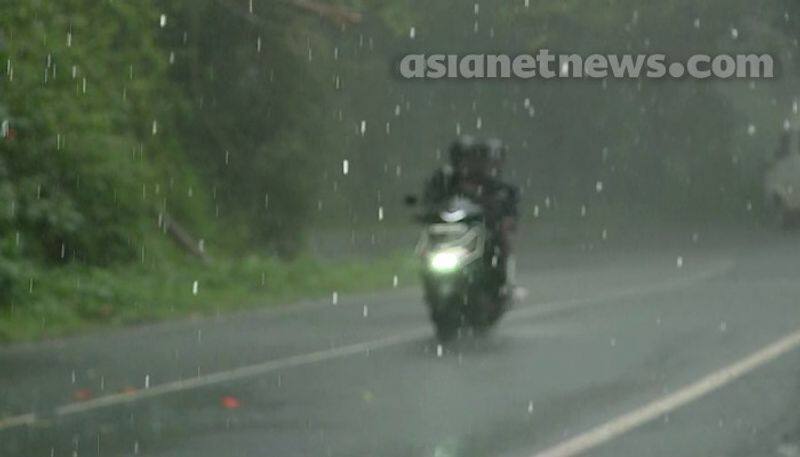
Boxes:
[2,228,800,457]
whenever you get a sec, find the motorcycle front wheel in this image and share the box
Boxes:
[430,307,461,342]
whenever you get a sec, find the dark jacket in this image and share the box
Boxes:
[423,166,519,226]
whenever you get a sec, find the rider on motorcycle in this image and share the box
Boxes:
[422,136,519,292]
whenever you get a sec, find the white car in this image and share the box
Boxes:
[765,127,800,228]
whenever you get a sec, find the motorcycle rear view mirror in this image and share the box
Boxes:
[404,194,419,207]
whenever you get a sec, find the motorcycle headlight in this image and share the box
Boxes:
[428,247,469,273]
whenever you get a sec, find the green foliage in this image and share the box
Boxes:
[153,0,346,256]
[0,0,198,268]
[0,0,216,309]
[0,0,416,332]
[0,248,416,342]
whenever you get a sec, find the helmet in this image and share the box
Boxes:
[484,138,507,163]
[484,138,507,176]
[448,135,479,167]
[449,136,507,178]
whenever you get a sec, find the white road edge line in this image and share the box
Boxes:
[0,413,36,430]
[530,326,800,457]
[54,329,428,418]
[0,261,731,432]
[0,330,427,431]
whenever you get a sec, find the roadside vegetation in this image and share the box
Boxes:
[0,1,416,342]
[0,246,415,342]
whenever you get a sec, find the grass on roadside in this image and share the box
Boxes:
[0,251,418,343]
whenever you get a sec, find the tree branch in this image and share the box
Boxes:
[290,0,362,26]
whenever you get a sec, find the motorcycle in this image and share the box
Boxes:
[406,194,509,341]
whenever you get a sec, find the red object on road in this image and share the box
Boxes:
[72,388,93,401]
[220,395,241,409]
